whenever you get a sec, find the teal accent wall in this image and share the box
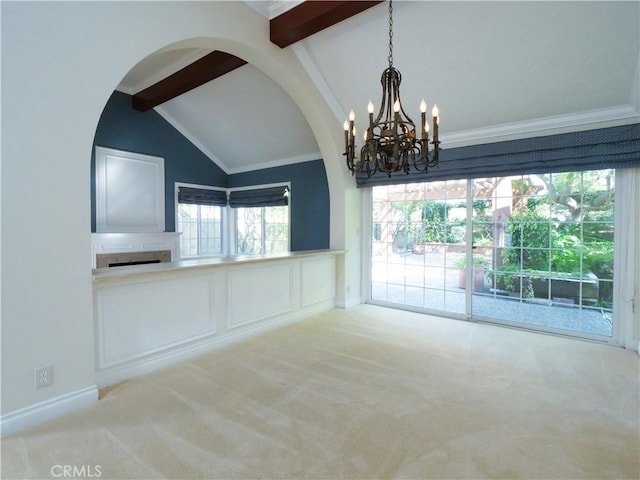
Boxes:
[229,160,330,251]
[91,91,227,231]
[92,91,330,251]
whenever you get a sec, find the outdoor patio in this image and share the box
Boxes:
[371,251,613,338]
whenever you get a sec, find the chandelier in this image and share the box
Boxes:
[343,0,440,177]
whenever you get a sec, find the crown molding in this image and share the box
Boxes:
[154,105,230,174]
[226,152,323,175]
[292,43,345,125]
[630,54,639,112]
[155,105,322,175]
[440,105,640,148]
[291,41,639,150]
[156,103,638,175]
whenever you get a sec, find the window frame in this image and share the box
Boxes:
[175,182,227,258]
[362,168,638,347]
[174,181,291,258]
[228,182,291,256]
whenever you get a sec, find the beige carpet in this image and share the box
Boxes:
[2,305,639,479]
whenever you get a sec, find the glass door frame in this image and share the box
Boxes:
[361,169,636,347]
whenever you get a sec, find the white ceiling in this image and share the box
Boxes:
[117,1,640,175]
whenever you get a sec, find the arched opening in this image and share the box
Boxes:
[90,43,333,256]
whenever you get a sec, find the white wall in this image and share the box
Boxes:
[1,1,360,420]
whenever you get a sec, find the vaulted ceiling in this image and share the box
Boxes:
[116,1,640,175]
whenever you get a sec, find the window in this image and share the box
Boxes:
[178,203,224,257]
[472,170,615,338]
[367,169,618,341]
[176,185,226,258]
[361,124,639,345]
[176,182,290,258]
[230,184,290,255]
[235,205,289,255]
[370,180,467,315]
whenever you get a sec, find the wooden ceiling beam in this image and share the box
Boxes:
[270,1,383,49]
[132,51,247,111]
[132,2,382,110]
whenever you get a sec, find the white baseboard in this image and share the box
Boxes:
[622,337,640,354]
[336,296,363,309]
[96,300,335,389]
[1,385,99,437]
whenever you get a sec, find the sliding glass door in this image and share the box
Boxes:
[368,169,615,340]
[370,180,467,317]
[470,171,614,338]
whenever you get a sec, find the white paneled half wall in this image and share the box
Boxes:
[93,251,340,387]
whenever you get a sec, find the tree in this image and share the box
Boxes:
[535,171,614,223]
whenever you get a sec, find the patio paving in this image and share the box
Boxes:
[371,251,613,338]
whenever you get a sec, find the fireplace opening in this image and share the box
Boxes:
[108,259,161,267]
[96,250,171,268]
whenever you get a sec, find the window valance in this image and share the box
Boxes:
[356,123,640,187]
[177,186,227,206]
[228,185,289,208]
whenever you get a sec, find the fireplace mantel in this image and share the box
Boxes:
[91,232,181,268]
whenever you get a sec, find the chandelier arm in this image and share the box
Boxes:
[412,145,428,172]
[360,145,377,178]
[345,145,355,175]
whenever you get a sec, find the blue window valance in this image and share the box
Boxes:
[177,186,228,207]
[356,123,640,188]
[228,185,289,208]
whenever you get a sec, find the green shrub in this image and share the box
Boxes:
[502,210,550,270]
[551,234,582,273]
[454,255,491,270]
[493,264,521,291]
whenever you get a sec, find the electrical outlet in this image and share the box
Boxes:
[35,365,53,388]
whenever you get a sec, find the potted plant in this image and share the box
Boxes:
[455,255,491,292]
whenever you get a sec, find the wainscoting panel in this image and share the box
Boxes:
[96,274,215,367]
[301,257,336,307]
[227,263,294,328]
[93,251,341,388]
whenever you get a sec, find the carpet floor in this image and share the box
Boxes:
[2,305,639,479]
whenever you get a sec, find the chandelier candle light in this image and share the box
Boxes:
[343,0,441,177]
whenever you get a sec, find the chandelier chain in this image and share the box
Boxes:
[387,0,393,68]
